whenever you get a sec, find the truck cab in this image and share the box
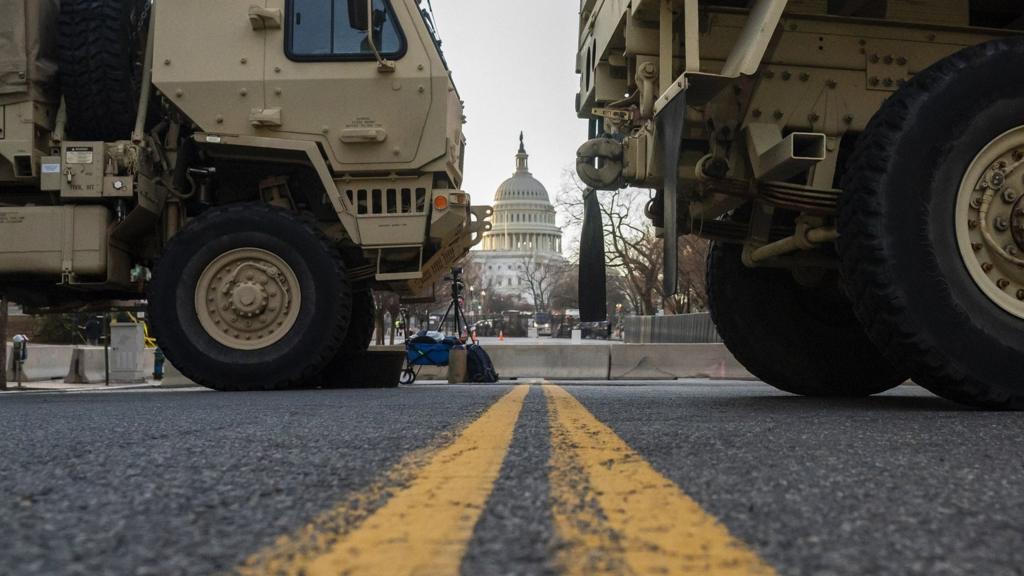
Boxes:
[0,0,491,391]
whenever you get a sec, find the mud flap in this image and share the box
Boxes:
[656,92,686,296]
[579,187,607,322]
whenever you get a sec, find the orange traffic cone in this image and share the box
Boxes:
[499,330,505,342]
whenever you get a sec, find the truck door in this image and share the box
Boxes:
[152,0,266,134]
[262,0,433,169]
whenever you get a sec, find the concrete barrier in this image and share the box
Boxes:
[487,344,611,380]
[5,343,75,382]
[412,364,448,381]
[3,341,753,387]
[65,347,108,384]
[376,344,613,382]
[610,343,755,380]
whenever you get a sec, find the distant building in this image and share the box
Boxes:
[474,135,565,301]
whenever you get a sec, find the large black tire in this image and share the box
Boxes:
[316,291,396,389]
[707,242,906,397]
[341,291,376,352]
[58,0,151,141]
[148,204,352,391]
[839,38,1024,409]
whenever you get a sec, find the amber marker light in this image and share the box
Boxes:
[434,195,449,211]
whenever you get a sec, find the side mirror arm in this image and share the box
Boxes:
[365,0,395,73]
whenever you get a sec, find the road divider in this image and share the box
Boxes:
[5,343,74,383]
[544,384,776,575]
[487,344,611,380]
[6,341,754,386]
[65,347,107,384]
[240,385,528,576]
[397,342,753,382]
[609,343,755,380]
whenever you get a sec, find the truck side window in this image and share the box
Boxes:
[288,0,406,60]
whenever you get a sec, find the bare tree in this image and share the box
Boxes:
[516,254,563,314]
[557,172,709,315]
[677,237,710,313]
[549,261,580,311]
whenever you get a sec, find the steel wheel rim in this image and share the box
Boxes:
[195,248,302,350]
[955,126,1024,321]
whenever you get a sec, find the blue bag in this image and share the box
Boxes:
[407,342,453,367]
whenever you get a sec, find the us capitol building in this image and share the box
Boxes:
[475,135,565,299]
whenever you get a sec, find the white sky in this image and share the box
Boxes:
[426,0,586,207]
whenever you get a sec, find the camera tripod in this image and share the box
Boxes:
[398,267,478,386]
[436,267,477,344]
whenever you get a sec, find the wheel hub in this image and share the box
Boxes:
[1012,195,1024,251]
[230,280,269,318]
[195,249,302,350]
[956,127,1024,319]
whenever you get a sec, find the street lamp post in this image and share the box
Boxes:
[0,294,7,391]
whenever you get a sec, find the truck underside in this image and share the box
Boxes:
[577,0,1024,408]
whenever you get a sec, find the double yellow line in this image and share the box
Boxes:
[240,385,775,576]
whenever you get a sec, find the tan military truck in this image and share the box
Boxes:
[576,0,1024,408]
[0,0,490,390]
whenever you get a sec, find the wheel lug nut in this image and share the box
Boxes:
[995,217,1010,232]
[1018,290,1024,301]
[997,279,1010,290]
[982,262,994,273]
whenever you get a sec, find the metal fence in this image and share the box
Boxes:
[623,314,722,344]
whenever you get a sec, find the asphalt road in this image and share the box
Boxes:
[1,382,1022,576]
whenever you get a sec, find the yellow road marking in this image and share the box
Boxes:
[544,384,776,576]
[240,385,528,576]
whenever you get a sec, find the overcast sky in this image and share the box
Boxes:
[426,0,586,207]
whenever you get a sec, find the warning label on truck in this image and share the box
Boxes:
[0,213,26,225]
[65,146,95,165]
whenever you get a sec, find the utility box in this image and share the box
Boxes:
[0,205,110,277]
[109,322,146,384]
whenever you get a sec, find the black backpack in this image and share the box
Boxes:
[466,344,500,383]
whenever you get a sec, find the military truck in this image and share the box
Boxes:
[0,0,490,390]
[576,0,1024,408]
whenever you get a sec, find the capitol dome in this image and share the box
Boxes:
[474,134,565,300]
[494,143,550,203]
[481,134,563,255]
